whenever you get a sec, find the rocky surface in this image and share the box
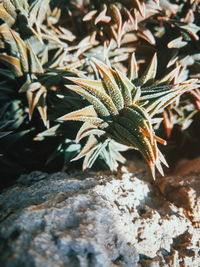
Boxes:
[0,158,200,267]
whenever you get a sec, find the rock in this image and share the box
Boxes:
[0,161,200,267]
[156,157,200,227]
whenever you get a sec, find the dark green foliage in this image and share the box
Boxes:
[0,0,199,185]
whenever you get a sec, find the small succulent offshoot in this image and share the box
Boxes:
[60,55,198,178]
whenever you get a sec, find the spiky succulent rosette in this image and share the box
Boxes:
[59,54,199,178]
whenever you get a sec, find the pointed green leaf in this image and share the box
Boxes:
[65,85,112,117]
[76,121,105,141]
[114,69,134,106]
[0,54,23,76]
[10,29,29,73]
[67,77,107,94]
[92,58,124,110]
[146,81,199,116]
[156,65,181,85]
[66,78,118,115]
[26,41,43,74]
[83,139,108,170]
[58,105,104,124]
[27,84,46,118]
[72,135,99,162]
[139,53,157,85]
[128,53,138,81]
[114,119,156,166]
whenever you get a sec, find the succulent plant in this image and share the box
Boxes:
[0,0,199,183]
[59,55,199,178]
[0,0,75,127]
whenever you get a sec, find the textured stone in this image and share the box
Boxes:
[0,160,200,267]
[156,157,200,227]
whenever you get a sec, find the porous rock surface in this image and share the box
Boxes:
[0,158,200,267]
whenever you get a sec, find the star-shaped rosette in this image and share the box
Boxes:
[59,54,199,178]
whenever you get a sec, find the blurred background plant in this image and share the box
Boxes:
[0,0,199,188]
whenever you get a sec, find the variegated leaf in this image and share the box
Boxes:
[58,105,104,124]
[71,135,99,162]
[92,58,124,110]
[139,53,157,85]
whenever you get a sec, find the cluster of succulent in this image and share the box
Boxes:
[0,0,199,182]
